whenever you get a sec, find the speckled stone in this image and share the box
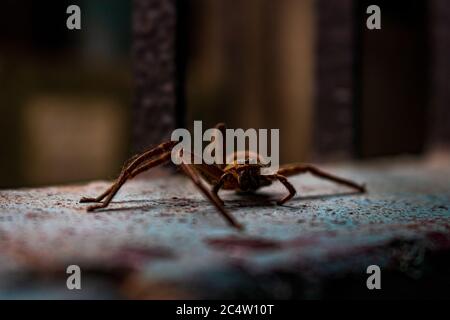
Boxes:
[0,156,449,299]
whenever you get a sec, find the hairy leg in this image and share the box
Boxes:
[269,174,297,205]
[80,141,176,204]
[277,163,366,193]
[180,162,242,230]
[213,122,227,169]
[85,152,172,211]
[211,172,236,205]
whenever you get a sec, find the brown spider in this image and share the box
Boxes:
[80,123,366,230]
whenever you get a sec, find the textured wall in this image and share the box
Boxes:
[131,0,450,157]
[429,0,450,148]
[314,0,450,158]
[314,0,355,159]
[132,0,183,152]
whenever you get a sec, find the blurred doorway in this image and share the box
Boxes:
[356,0,429,158]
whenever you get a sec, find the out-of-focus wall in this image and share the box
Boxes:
[0,0,132,188]
[186,0,315,163]
[278,0,315,163]
[429,0,450,149]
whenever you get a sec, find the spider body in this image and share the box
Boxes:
[197,150,271,192]
[80,123,366,230]
[220,162,272,192]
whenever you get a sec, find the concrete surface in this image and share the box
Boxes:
[0,155,449,299]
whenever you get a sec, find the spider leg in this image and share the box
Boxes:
[268,174,297,205]
[80,141,176,204]
[213,123,227,169]
[79,185,114,204]
[86,152,172,211]
[214,122,226,131]
[80,156,138,203]
[212,172,235,205]
[79,157,138,203]
[175,148,240,227]
[277,163,366,193]
[179,162,242,230]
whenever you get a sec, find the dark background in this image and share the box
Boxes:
[0,0,132,187]
[0,0,449,188]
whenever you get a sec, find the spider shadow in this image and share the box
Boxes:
[88,204,154,213]
[82,199,154,213]
[84,191,364,213]
[224,190,363,209]
[222,192,277,208]
[277,191,364,209]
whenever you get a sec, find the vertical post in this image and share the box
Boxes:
[132,0,185,152]
[429,0,450,149]
[314,0,355,159]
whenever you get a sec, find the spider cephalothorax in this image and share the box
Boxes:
[236,166,264,192]
[80,123,366,229]
[219,151,273,192]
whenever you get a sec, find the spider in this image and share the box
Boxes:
[80,123,366,229]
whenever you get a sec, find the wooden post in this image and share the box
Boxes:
[314,0,355,159]
[429,0,450,149]
[132,0,185,152]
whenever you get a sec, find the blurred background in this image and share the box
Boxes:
[0,0,449,188]
[0,0,132,188]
